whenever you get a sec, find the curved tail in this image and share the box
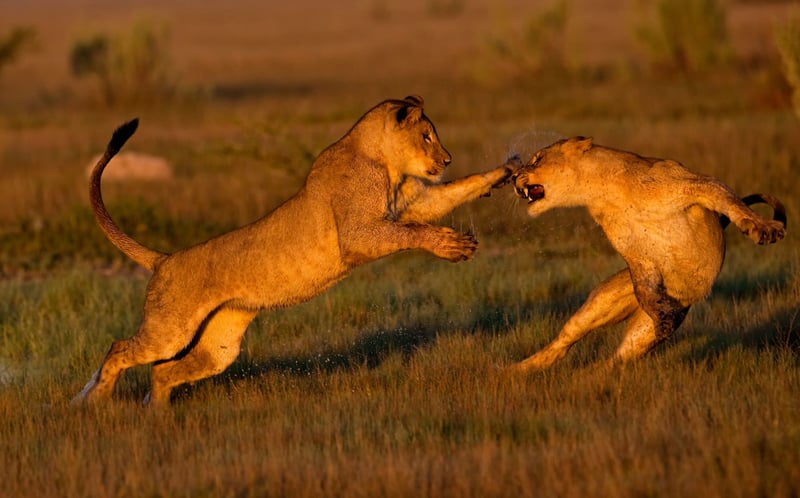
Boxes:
[720,193,788,230]
[90,118,166,270]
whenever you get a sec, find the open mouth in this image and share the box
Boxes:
[517,184,545,203]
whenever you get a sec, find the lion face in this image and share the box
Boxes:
[402,117,451,181]
[384,96,452,182]
[512,136,593,217]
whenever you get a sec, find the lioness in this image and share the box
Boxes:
[511,137,786,370]
[74,96,515,405]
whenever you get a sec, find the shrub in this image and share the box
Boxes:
[776,14,800,119]
[0,26,37,77]
[69,19,176,105]
[635,0,732,73]
[482,0,571,80]
[427,0,465,18]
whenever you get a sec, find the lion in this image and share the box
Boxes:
[73,95,515,405]
[510,136,787,371]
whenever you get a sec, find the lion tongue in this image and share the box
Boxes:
[527,184,545,202]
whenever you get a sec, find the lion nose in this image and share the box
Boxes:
[511,174,518,183]
[443,156,451,166]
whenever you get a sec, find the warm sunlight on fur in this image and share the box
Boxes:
[511,137,787,370]
[73,96,515,406]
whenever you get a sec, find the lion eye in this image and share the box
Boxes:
[422,133,432,144]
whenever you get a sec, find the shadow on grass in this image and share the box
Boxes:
[165,269,799,403]
[166,302,546,401]
[680,271,799,365]
[709,265,794,301]
[165,324,439,402]
[682,304,800,365]
[227,324,439,379]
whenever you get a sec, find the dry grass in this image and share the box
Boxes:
[0,0,798,497]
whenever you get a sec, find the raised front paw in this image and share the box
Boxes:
[740,218,786,245]
[481,158,523,197]
[431,227,478,262]
[493,155,524,187]
[505,154,524,173]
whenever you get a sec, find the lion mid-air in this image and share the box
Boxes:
[74,96,516,406]
[511,137,787,371]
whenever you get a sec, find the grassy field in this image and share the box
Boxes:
[1,0,799,496]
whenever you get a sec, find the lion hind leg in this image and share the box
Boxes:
[72,335,167,404]
[513,269,639,372]
[146,307,256,405]
[73,304,218,405]
[610,303,687,363]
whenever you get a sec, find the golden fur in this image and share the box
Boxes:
[511,137,786,370]
[74,96,514,405]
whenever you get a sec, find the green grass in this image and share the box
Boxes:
[0,0,799,496]
[0,249,798,497]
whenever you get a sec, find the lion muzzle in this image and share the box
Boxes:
[512,175,545,203]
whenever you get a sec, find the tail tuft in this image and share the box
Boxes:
[91,117,165,271]
[108,118,139,155]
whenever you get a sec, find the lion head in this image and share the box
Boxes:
[512,136,594,217]
[352,95,452,183]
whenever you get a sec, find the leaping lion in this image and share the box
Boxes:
[73,96,515,405]
[511,136,786,370]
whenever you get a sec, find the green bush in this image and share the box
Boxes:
[427,0,465,18]
[0,26,37,77]
[69,19,176,105]
[479,0,571,81]
[776,15,800,119]
[635,0,732,73]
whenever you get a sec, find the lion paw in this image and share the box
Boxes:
[494,156,524,187]
[505,154,524,172]
[480,159,523,197]
[741,218,786,245]
[432,227,478,262]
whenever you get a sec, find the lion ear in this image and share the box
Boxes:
[395,99,424,125]
[403,95,424,107]
[568,136,593,153]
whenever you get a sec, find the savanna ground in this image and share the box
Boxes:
[0,0,798,496]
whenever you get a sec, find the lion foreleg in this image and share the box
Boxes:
[513,269,639,372]
[339,220,478,265]
[687,178,785,244]
[398,164,512,223]
[146,307,256,405]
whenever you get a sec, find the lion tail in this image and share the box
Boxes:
[89,118,166,271]
[720,193,788,230]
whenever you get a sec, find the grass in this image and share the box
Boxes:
[0,253,798,497]
[0,0,799,496]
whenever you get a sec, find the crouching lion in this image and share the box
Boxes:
[73,96,515,405]
[511,137,787,371]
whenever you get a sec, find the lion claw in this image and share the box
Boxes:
[433,228,478,262]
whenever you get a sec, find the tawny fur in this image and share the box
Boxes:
[74,96,515,405]
[511,137,787,371]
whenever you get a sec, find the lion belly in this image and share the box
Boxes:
[604,205,725,306]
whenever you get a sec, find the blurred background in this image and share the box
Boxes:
[1,6,799,495]
[0,0,797,275]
